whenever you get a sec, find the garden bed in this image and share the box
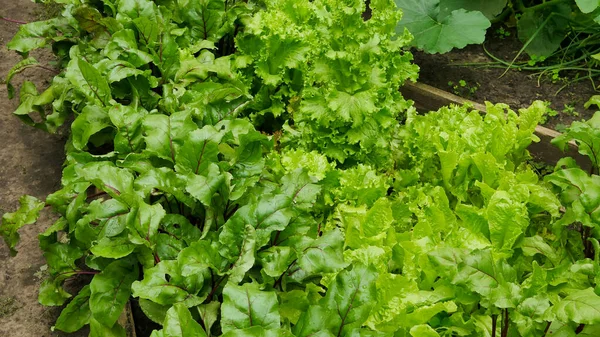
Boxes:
[412,24,599,131]
[2,1,600,336]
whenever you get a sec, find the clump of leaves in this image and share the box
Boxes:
[447,79,479,97]
[395,0,600,60]
[543,112,600,334]
[236,0,419,168]
[394,0,492,54]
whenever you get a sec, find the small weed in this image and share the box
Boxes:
[540,102,580,124]
[495,27,511,39]
[549,69,567,84]
[447,80,479,98]
[540,101,558,124]
[527,55,546,67]
[562,104,579,117]
[528,160,554,177]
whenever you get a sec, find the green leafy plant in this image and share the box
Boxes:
[447,79,479,97]
[562,103,580,116]
[394,0,491,54]
[495,26,511,39]
[3,0,600,336]
[396,0,600,93]
[543,111,600,334]
[235,0,418,168]
[553,111,600,173]
[395,0,600,59]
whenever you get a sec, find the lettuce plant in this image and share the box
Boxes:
[235,0,418,168]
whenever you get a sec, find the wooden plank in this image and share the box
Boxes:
[119,302,137,337]
[400,82,592,171]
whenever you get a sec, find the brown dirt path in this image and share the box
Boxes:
[0,1,86,336]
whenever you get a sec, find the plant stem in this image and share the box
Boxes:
[271,231,281,246]
[500,13,554,78]
[57,269,100,278]
[482,44,600,71]
[542,321,552,336]
[0,17,27,24]
[491,5,514,24]
[74,271,100,275]
[207,275,226,302]
[37,65,60,75]
[582,226,594,259]
[501,309,510,337]
[492,314,498,337]
[274,259,297,291]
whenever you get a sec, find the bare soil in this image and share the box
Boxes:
[413,24,599,131]
[0,0,87,336]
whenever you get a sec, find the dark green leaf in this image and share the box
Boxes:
[131,262,191,306]
[555,288,600,324]
[395,0,491,53]
[439,0,507,19]
[7,19,61,54]
[108,104,147,154]
[198,301,221,335]
[517,3,571,57]
[90,259,139,327]
[290,229,347,282]
[90,235,137,259]
[39,277,71,306]
[66,58,112,107]
[104,29,154,67]
[221,282,280,333]
[175,126,223,175]
[221,327,295,337]
[89,318,127,337]
[71,105,112,150]
[55,285,92,333]
[143,111,198,162]
[139,298,170,325]
[323,264,378,335]
[5,57,41,99]
[163,303,208,337]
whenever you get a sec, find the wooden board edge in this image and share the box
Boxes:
[400,81,592,171]
[119,301,137,337]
